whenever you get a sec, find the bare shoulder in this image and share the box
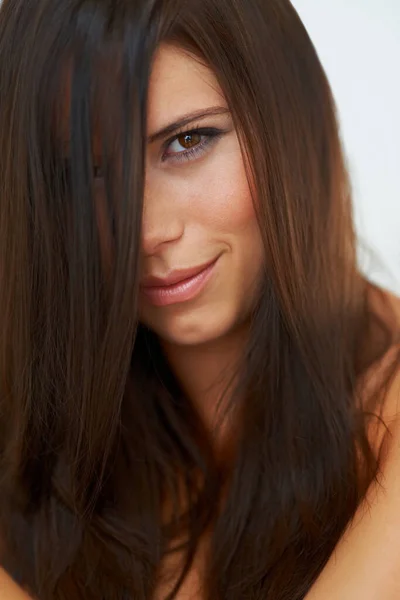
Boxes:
[354,283,400,463]
[0,567,32,600]
[376,286,400,460]
[361,284,400,416]
[369,282,400,321]
[369,285,400,423]
[305,287,400,599]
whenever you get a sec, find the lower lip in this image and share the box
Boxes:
[141,258,219,307]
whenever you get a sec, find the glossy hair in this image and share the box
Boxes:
[0,0,399,598]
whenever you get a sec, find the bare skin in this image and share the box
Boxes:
[2,287,400,599]
[1,45,400,599]
[0,572,31,600]
[139,45,264,434]
[304,290,400,600]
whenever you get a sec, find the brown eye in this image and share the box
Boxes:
[162,127,224,164]
[176,132,202,150]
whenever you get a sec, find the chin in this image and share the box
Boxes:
[143,307,236,347]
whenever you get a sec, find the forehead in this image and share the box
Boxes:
[55,44,227,153]
[147,44,226,129]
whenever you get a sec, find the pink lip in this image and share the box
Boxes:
[141,257,218,288]
[140,256,219,307]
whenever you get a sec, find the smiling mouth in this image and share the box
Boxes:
[140,256,219,307]
[141,256,218,288]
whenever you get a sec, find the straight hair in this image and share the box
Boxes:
[0,0,399,598]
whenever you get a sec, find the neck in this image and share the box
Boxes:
[160,321,250,460]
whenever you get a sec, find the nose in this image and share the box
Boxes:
[141,178,185,256]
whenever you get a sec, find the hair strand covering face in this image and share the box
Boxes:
[0,0,399,598]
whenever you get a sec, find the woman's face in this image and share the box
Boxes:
[139,44,264,346]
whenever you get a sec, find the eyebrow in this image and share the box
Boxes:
[147,106,231,143]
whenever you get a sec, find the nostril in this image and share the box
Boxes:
[140,217,185,256]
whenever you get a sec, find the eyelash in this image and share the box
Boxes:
[61,126,224,181]
[161,126,224,164]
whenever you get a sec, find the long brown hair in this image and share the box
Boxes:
[0,0,399,598]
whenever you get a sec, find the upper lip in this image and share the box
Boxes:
[141,256,218,288]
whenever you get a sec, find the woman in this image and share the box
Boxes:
[0,0,400,598]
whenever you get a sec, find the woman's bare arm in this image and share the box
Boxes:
[1,292,399,600]
[306,360,400,599]
[0,567,32,600]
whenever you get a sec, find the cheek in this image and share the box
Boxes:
[193,148,264,297]
[189,146,257,233]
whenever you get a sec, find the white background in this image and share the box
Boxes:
[292,0,400,294]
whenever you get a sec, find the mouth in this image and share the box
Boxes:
[140,256,220,307]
